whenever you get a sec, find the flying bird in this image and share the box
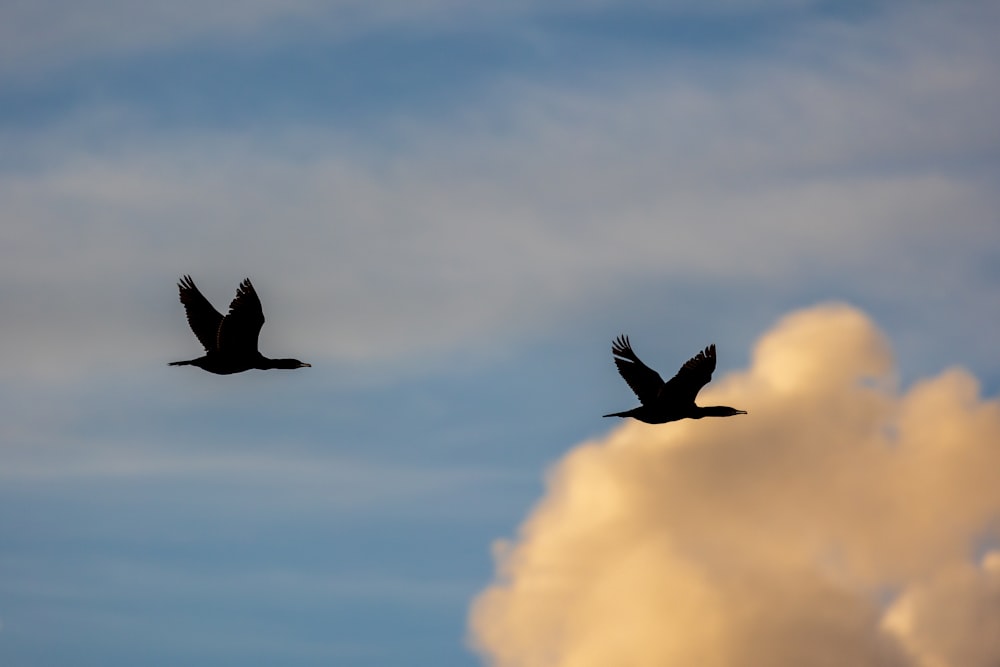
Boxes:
[603,336,746,424]
[169,275,311,375]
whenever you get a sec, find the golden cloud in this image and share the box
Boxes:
[470,303,1000,667]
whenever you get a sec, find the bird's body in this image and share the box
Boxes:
[603,336,746,424]
[168,351,306,375]
[170,275,310,375]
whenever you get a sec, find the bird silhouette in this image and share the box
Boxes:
[603,335,746,424]
[169,275,311,375]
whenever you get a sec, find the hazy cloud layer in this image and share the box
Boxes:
[470,303,1000,667]
[0,0,837,79]
[3,1,998,384]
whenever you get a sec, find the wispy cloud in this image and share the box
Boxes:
[0,0,843,81]
[0,429,522,518]
[2,1,998,385]
[470,303,1000,666]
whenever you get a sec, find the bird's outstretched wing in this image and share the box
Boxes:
[662,344,717,404]
[178,275,223,353]
[217,278,265,355]
[611,335,665,405]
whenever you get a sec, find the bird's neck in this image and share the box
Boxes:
[695,405,746,418]
[258,358,304,370]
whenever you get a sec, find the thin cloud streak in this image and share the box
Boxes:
[0,554,473,609]
[0,0,840,80]
[0,434,523,514]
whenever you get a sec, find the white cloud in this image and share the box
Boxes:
[885,554,1000,667]
[469,303,1000,666]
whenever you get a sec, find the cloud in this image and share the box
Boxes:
[1,1,997,386]
[0,0,430,79]
[884,554,1000,667]
[0,426,520,518]
[469,303,1000,667]
[0,0,834,80]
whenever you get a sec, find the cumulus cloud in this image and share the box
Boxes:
[469,303,1000,667]
[885,554,1000,667]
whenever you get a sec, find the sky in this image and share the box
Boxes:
[1,1,999,666]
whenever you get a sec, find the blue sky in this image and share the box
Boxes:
[1,1,999,666]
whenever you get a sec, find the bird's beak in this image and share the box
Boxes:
[300,362,312,368]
